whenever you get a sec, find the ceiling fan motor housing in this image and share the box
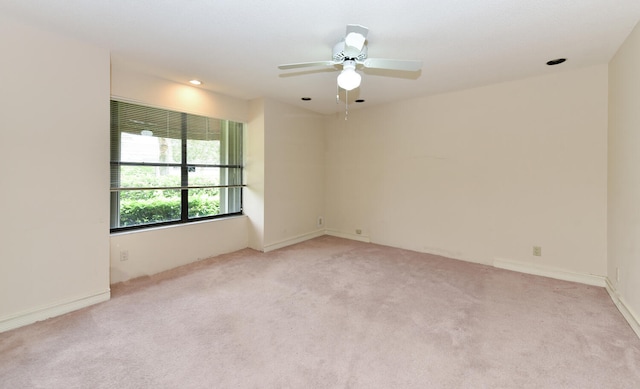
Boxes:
[333,41,368,63]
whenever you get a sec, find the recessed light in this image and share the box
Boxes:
[189,79,202,85]
[301,97,312,101]
[546,58,566,66]
[355,99,365,103]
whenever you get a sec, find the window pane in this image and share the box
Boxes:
[188,167,243,187]
[115,189,181,228]
[220,187,242,214]
[186,115,221,165]
[225,168,243,186]
[120,133,181,164]
[188,166,219,186]
[187,138,220,164]
[116,165,181,188]
[188,188,219,218]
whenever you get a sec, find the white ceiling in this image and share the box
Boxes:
[2,1,639,114]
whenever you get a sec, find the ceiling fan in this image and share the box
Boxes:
[278,24,423,91]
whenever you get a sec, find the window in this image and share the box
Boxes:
[110,100,244,232]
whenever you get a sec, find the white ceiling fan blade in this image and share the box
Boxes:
[362,58,423,72]
[278,61,337,70]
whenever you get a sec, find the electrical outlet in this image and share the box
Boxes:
[356,229,362,235]
[120,250,129,261]
[317,216,324,227]
[533,246,542,256]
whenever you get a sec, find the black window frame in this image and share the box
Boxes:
[110,100,244,233]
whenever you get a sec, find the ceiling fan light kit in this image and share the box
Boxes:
[337,60,361,91]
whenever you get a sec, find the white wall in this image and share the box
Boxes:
[109,67,251,283]
[245,98,327,252]
[111,66,249,123]
[326,65,608,280]
[110,217,248,283]
[246,99,266,251]
[0,15,111,331]
[608,21,640,332]
[262,99,326,251]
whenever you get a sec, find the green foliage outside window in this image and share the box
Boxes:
[117,166,220,226]
[119,194,220,226]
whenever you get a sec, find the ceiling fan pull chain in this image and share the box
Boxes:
[345,90,349,121]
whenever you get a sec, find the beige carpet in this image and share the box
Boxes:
[1,236,639,388]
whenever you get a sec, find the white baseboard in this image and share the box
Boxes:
[605,279,640,339]
[0,290,111,333]
[493,258,606,287]
[325,229,371,243]
[263,230,326,253]
[492,258,640,340]
[263,228,371,252]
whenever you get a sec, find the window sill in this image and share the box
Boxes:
[109,214,247,236]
